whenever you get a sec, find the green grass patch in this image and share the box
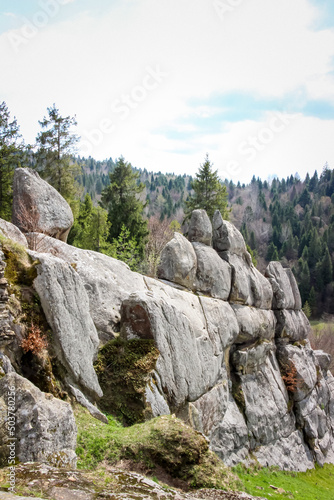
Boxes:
[94,337,160,425]
[235,463,334,500]
[75,406,239,491]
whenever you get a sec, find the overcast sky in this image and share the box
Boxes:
[1,0,334,183]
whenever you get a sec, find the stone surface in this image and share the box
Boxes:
[0,373,77,467]
[223,253,272,309]
[144,370,171,417]
[69,385,108,424]
[231,305,276,344]
[265,262,300,310]
[26,233,147,343]
[32,252,102,400]
[192,242,232,300]
[157,232,197,289]
[12,168,73,243]
[0,353,15,376]
[314,350,332,372]
[121,278,239,408]
[213,210,247,256]
[188,209,213,246]
[0,219,28,247]
[274,309,311,341]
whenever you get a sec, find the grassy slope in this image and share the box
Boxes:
[236,463,334,500]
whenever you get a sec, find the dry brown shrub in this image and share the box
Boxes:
[282,362,299,393]
[21,322,48,356]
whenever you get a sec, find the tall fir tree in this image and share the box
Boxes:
[184,154,229,220]
[0,102,24,220]
[101,157,148,256]
[35,104,81,201]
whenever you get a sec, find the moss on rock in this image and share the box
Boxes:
[94,337,160,425]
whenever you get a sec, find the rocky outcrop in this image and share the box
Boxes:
[0,250,15,350]
[12,168,73,243]
[0,219,28,248]
[158,232,197,289]
[0,373,77,467]
[192,243,231,300]
[2,175,334,475]
[32,252,102,400]
[188,209,212,246]
[26,233,147,343]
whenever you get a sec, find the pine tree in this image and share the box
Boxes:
[35,104,81,201]
[101,157,148,255]
[0,102,24,220]
[184,154,229,220]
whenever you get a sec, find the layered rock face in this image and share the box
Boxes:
[0,373,77,467]
[3,169,334,473]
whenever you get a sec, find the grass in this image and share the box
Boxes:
[75,405,239,490]
[235,463,334,500]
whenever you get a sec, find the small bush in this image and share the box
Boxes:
[21,322,48,356]
[282,362,299,393]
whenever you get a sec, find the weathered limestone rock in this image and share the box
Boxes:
[188,209,212,246]
[69,385,108,424]
[231,305,276,344]
[213,210,247,256]
[157,232,197,289]
[0,251,15,350]
[274,309,311,341]
[192,242,231,300]
[144,371,171,417]
[0,219,28,247]
[121,278,239,408]
[0,373,77,467]
[26,233,147,342]
[209,395,250,466]
[0,352,15,376]
[32,252,102,400]
[276,342,318,403]
[223,252,273,309]
[265,261,301,310]
[314,350,331,372]
[231,344,314,470]
[12,168,73,243]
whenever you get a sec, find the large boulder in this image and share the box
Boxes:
[188,209,212,246]
[12,168,73,243]
[213,210,247,256]
[0,373,77,467]
[32,252,102,400]
[192,242,231,300]
[223,252,273,309]
[231,344,314,471]
[157,232,197,289]
[274,309,311,341]
[265,262,301,310]
[231,305,276,344]
[121,278,239,408]
[0,219,28,247]
[26,234,147,343]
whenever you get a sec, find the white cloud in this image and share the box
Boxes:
[0,0,333,179]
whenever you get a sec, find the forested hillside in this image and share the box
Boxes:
[78,156,334,318]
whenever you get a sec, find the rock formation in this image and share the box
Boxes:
[0,373,77,468]
[1,169,334,475]
[12,168,73,243]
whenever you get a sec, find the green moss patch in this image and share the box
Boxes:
[75,406,238,491]
[94,337,160,425]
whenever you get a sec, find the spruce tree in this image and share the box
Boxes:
[101,157,148,256]
[0,102,24,220]
[184,154,228,220]
[36,104,81,201]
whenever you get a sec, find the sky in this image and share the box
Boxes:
[1,0,334,184]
